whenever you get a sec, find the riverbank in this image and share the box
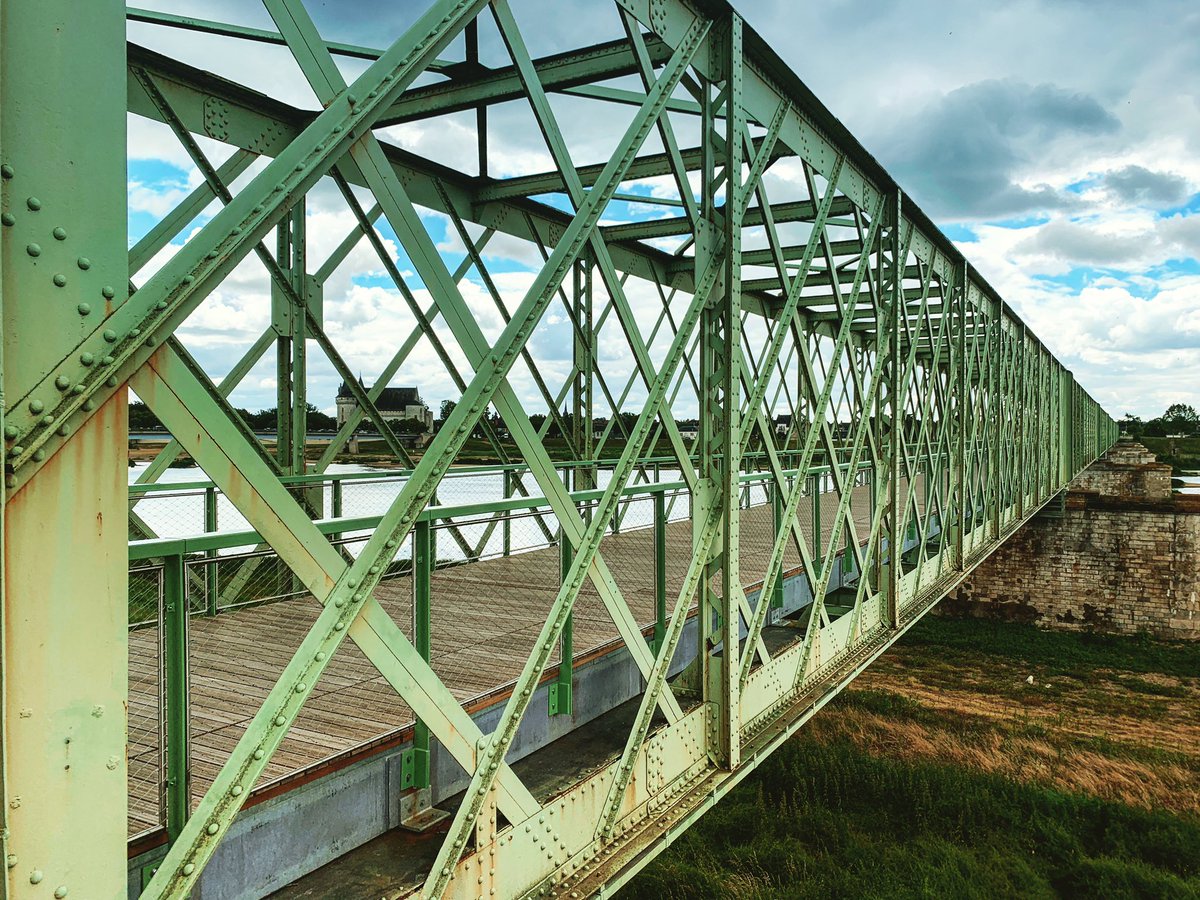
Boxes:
[628,618,1200,898]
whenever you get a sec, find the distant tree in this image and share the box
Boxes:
[438,399,457,428]
[1119,413,1143,436]
[304,403,338,432]
[129,401,163,430]
[1163,403,1199,434]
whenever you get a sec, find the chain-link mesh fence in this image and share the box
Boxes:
[128,565,164,839]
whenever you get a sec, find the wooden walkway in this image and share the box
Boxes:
[128,484,885,838]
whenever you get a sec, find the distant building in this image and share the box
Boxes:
[336,378,434,433]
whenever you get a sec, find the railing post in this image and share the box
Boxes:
[204,486,218,616]
[409,519,432,788]
[653,491,667,652]
[550,530,573,716]
[771,481,784,608]
[811,472,822,566]
[502,469,512,557]
[163,553,191,842]
[330,476,343,543]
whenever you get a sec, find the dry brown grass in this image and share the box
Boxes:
[811,637,1200,815]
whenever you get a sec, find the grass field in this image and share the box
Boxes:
[627,617,1200,899]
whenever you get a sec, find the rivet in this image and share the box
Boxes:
[294,163,304,172]
[32,449,45,462]
[102,328,116,342]
[0,164,12,178]
[252,205,263,213]
[28,400,43,414]
[347,94,357,105]
[231,785,243,796]
[40,415,54,426]
[274,715,286,726]
[82,399,95,411]
[145,336,156,347]
[80,353,94,367]
[253,748,265,760]
[54,887,68,899]
[275,182,285,193]
[334,621,345,631]
[231,226,241,235]
[130,328,141,337]
[26,197,41,211]
[182,274,194,284]
[101,355,114,366]
[182,863,195,875]
[333,598,345,608]
[53,273,66,287]
[295,683,306,693]
[56,424,68,436]
[77,257,91,270]
[26,243,41,257]
[101,285,115,299]
[71,384,83,395]
[105,376,117,388]
[206,822,219,835]
[7,446,22,458]
[3,425,17,440]
[156,300,167,310]
[30,870,44,884]
[52,226,67,241]
[77,303,91,316]
[315,651,326,661]
[55,375,70,390]
[1,213,14,226]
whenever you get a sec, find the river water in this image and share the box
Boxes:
[127,462,697,560]
[1176,475,1200,494]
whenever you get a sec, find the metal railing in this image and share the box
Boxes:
[125,453,875,844]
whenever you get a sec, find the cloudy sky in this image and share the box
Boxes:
[127,0,1200,422]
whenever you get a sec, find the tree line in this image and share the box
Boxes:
[1120,403,1199,438]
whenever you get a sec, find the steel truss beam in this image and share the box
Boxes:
[1,2,1119,898]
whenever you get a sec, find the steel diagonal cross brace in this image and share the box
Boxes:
[421,229,721,900]
[145,10,706,894]
[134,345,539,898]
[7,0,490,494]
[490,0,703,495]
[263,0,693,722]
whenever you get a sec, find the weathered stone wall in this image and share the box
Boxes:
[942,440,1200,640]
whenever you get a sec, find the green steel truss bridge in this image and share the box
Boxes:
[0,1,1116,896]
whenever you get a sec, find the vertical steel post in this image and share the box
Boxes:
[410,519,432,788]
[204,486,218,615]
[953,261,968,568]
[771,481,784,608]
[698,15,744,768]
[884,190,903,627]
[163,553,191,841]
[330,476,343,543]
[502,469,512,556]
[653,490,667,652]
[273,201,308,477]
[551,530,573,716]
[1,2,128,890]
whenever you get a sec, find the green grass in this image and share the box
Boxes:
[900,615,1200,681]
[626,737,1200,899]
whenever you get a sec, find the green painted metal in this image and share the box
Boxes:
[0,0,1125,895]
[162,554,190,840]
